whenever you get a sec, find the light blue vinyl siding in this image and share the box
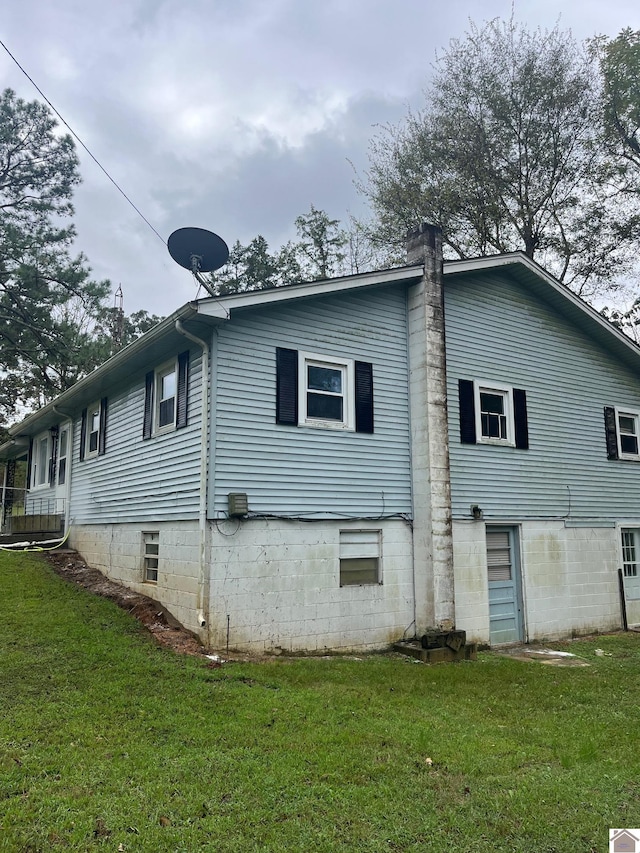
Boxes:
[445,272,640,521]
[70,350,202,523]
[211,285,411,517]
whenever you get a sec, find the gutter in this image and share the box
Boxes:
[175,320,210,639]
[5,303,199,440]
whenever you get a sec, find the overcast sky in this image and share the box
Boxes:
[2,0,640,316]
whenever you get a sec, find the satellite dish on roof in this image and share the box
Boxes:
[167,227,229,297]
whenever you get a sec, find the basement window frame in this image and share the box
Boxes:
[142,530,159,583]
[339,529,382,587]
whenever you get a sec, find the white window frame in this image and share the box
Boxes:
[31,431,51,490]
[298,351,355,431]
[474,381,516,447]
[615,408,640,460]
[85,400,103,459]
[154,360,178,435]
[57,424,69,486]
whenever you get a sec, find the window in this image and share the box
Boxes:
[339,529,381,586]
[275,347,374,433]
[458,379,529,449]
[142,531,159,582]
[57,425,69,485]
[157,362,177,430]
[300,353,354,429]
[143,350,189,439]
[31,433,50,489]
[604,407,640,461]
[80,399,107,460]
[622,529,638,577]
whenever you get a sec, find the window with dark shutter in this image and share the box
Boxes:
[458,379,476,444]
[604,407,619,459]
[513,389,529,450]
[176,350,189,429]
[276,347,298,425]
[143,371,154,439]
[79,408,87,461]
[98,397,108,456]
[354,361,374,434]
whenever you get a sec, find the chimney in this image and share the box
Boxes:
[405,222,454,633]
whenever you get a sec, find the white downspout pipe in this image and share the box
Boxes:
[175,320,210,639]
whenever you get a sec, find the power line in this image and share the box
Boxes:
[0,38,166,246]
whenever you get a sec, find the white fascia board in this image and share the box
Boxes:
[444,253,640,365]
[195,265,424,318]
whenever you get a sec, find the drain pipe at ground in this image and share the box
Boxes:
[175,320,210,638]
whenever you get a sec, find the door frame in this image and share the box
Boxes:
[486,524,525,645]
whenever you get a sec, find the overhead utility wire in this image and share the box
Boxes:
[0,38,166,246]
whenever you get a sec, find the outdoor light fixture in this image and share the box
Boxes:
[470,504,483,520]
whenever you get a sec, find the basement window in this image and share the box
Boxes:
[622,529,639,578]
[142,531,159,583]
[339,529,381,586]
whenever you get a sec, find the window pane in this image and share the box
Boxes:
[89,431,99,453]
[340,558,379,585]
[37,438,48,485]
[619,415,637,434]
[308,365,342,393]
[307,392,343,421]
[481,412,507,439]
[59,429,68,458]
[161,370,176,400]
[480,393,504,415]
[159,397,175,427]
[621,435,639,455]
[58,458,66,486]
[90,410,100,432]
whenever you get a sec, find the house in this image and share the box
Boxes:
[2,223,640,652]
[611,829,640,853]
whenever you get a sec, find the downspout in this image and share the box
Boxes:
[175,320,210,639]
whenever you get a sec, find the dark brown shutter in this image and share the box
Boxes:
[143,371,154,439]
[604,406,619,459]
[354,361,374,433]
[26,439,33,488]
[513,389,529,450]
[48,426,59,485]
[98,397,108,456]
[176,350,189,429]
[3,458,16,518]
[276,347,298,425]
[458,379,476,444]
[79,409,87,461]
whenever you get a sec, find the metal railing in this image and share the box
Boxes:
[1,487,65,534]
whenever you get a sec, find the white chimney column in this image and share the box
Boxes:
[406,223,455,632]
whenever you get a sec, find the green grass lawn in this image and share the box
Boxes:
[1,550,639,852]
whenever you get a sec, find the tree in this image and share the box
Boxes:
[0,89,110,422]
[595,28,640,172]
[294,205,347,279]
[207,206,351,295]
[360,19,640,296]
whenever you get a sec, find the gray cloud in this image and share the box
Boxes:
[2,0,639,315]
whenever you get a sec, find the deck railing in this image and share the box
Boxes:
[0,488,65,534]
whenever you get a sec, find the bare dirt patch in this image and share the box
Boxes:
[44,549,207,657]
